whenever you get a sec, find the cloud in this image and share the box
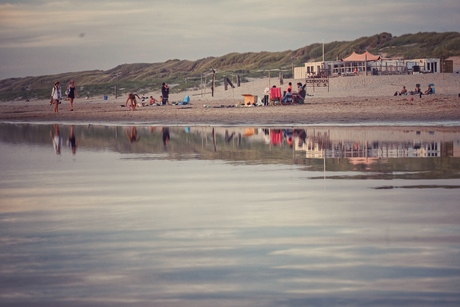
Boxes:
[0,0,459,78]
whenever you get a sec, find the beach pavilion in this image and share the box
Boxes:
[293,51,441,78]
[340,51,381,75]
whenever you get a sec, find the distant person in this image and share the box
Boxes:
[149,96,157,105]
[394,85,407,96]
[286,82,293,93]
[66,80,77,111]
[68,125,77,155]
[409,85,421,95]
[295,82,306,104]
[51,81,62,113]
[282,88,293,104]
[50,124,62,154]
[420,84,433,98]
[161,83,169,105]
[125,93,137,110]
[424,84,433,95]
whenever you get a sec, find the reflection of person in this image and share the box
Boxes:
[162,127,170,146]
[51,81,62,113]
[161,83,169,105]
[125,93,137,110]
[50,124,62,154]
[66,80,77,111]
[68,125,77,154]
[126,126,140,143]
[294,129,307,146]
[284,129,294,148]
[225,130,235,143]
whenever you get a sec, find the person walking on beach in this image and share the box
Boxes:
[51,81,62,113]
[161,83,169,105]
[66,80,77,111]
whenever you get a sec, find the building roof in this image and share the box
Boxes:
[342,51,380,62]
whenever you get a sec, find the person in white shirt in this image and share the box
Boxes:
[51,81,62,113]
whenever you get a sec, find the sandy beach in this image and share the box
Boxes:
[1,74,459,126]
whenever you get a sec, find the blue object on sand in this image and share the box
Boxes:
[177,95,190,105]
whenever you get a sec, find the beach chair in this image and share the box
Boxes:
[270,87,282,105]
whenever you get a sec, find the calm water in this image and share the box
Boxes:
[1,123,460,306]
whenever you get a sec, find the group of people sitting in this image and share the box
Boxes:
[269,82,307,105]
[394,84,433,97]
[125,93,191,110]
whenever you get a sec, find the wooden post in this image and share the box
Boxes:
[211,69,216,97]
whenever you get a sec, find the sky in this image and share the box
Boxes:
[0,0,459,80]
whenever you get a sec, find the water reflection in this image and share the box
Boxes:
[0,123,460,306]
[1,124,459,178]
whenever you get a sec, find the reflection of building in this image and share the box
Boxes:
[293,128,458,160]
[202,127,460,160]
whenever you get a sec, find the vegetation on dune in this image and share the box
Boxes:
[0,31,459,101]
